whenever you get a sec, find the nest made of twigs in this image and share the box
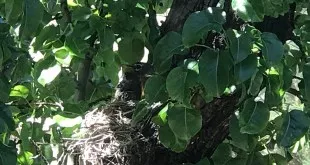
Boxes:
[63,101,151,165]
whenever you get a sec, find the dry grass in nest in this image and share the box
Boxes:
[63,101,148,165]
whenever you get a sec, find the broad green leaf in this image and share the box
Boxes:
[199,48,232,97]
[10,85,29,98]
[265,74,283,107]
[118,35,144,64]
[303,63,310,103]
[166,64,198,106]
[231,0,264,22]
[277,110,310,148]
[0,105,14,131]
[211,143,233,165]
[0,142,17,165]
[248,71,263,96]
[1,42,11,64]
[153,32,183,73]
[0,76,9,102]
[99,28,115,51]
[131,100,149,126]
[196,157,210,165]
[227,30,252,63]
[158,124,189,153]
[144,75,168,103]
[234,55,257,84]
[5,0,23,25]
[17,151,34,165]
[41,144,55,162]
[239,99,269,134]
[182,7,226,47]
[94,49,120,86]
[11,55,32,84]
[33,24,59,51]
[72,6,92,21]
[261,32,284,64]
[229,115,250,151]
[226,158,248,165]
[167,105,202,140]
[20,0,44,39]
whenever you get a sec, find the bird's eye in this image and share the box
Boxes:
[134,63,143,71]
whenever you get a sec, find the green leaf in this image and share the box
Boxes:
[211,143,233,165]
[5,0,23,25]
[153,32,183,73]
[10,85,29,98]
[239,99,269,134]
[0,105,14,131]
[32,24,59,51]
[261,32,284,64]
[166,64,198,106]
[0,142,17,165]
[231,0,264,22]
[234,55,257,84]
[11,55,32,84]
[227,29,252,64]
[248,71,263,96]
[265,74,283,107]
[167,105,202,140]
[196,157,210,165]
[20,0,44,39]
[199,48,232,97]
[144,75,168,103]
[182,7,226,47]
[0,76,10,102]
[118,35,144,64]
[229,115,250,151]
[17,151,34,165]
[99,28,115,51]
[131,100,149,126]
[72,6,92,21]
[303,63,310,103]
[158,124,189,153]
[54,47,73,66]
[277,110,310,148]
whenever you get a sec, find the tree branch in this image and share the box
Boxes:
[75,32,98,101]
[60,0,72,23]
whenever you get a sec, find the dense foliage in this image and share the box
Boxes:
[0,0,310,164]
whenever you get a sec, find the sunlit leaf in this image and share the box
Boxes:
[10,85,29,98]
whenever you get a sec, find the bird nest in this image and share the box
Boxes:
[63,101,151,165]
